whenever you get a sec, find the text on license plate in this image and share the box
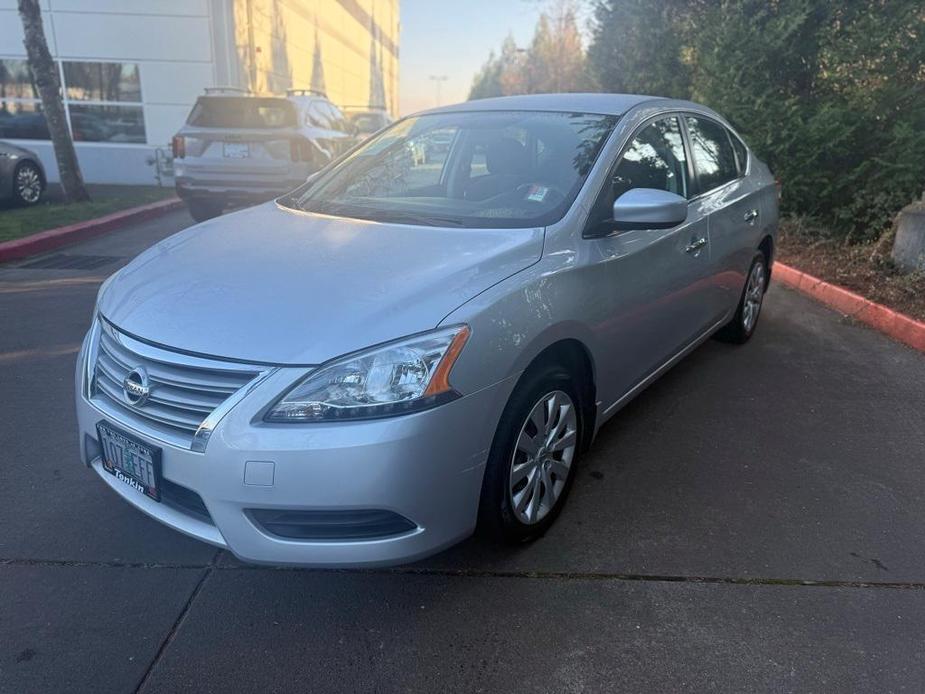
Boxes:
[223,142,250,158]
[96,422,161,501]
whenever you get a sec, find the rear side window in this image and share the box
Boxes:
[685,116,739,192]
[325,103,349,132]
[307,101,331,129]
[186,97,296,129]
[730,132,748,174]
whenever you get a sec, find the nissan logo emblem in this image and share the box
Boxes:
[123,366,152,406]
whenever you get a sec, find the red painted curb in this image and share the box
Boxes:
[0,196,183,263]
[774,261,925,353]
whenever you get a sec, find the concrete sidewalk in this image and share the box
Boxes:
[2,209,924,693]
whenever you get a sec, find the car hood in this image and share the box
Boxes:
[98,202,543,364]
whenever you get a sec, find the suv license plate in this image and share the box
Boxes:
[223,142,249,158]
[97,422,162,501]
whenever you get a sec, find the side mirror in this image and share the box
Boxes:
[612,188,688,232]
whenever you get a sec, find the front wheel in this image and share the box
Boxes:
[478,364,583,543]
[716,252,767,344]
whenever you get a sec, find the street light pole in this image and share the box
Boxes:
[428,74,448,107]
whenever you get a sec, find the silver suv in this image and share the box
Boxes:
[172,87,358,222]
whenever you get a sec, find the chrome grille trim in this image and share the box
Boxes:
[89,319,267,450]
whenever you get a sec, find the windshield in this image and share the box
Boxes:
[280,110,618,228]
[187,97,296,129]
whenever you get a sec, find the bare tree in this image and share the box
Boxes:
[17,0,89,202]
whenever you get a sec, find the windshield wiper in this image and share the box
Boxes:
[363,210,467,227]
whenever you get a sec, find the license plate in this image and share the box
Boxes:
[223,142,249,158]
[96,422,161,501]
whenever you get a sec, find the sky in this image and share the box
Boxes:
[398,0,543,115]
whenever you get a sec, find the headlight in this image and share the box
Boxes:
[265,325,470,422]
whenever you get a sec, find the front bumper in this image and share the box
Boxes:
[75,337,513,567]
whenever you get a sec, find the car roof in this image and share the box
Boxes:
[416,93,665,117]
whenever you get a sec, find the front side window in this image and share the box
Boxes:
[686,116,739,192]
[281,110,618,229]
[612,116,689,200]
[586,116,688,231]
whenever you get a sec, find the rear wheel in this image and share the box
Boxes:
[13,161,43,206]
[186,198,223,223]
[716,252,767,343]
[478,364,583,543]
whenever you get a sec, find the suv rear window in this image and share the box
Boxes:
[186,97,296,129]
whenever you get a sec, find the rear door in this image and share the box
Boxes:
[586,114,715,399]
[683,115,760,319]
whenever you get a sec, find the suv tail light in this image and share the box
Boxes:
[172,135,185,159]
[774,178,782,202]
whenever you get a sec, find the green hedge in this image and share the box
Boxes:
[589,0,925,241]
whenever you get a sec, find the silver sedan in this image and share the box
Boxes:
[0,140,45,206]
[75,93,778,566]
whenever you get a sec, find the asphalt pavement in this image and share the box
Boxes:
[1,208,924,693]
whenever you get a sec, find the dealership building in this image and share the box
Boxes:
[0,0,399,184]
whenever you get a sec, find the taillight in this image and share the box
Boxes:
[172,135,185,159]
[774,178,782,202]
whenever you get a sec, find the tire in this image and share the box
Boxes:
[478,363,584,543]
[13,161,43,206]
[186,198,223,223]
[716,252,768,344]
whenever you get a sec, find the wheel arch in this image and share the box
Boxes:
[513,337,598,452]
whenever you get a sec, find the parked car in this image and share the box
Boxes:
[344,106,393,137]
[75,93,778,567]
[171,87,359,222]
[0,140,45,206]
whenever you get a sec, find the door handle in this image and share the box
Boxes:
[685,237,707,254]
[744,209,759,223]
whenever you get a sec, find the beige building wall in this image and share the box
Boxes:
[230,0,399,115]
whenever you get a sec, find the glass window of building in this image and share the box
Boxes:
[61,61,146,143]
[0,59,50,140]
[0,59,146,143]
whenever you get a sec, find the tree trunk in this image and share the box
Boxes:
[17,0,89,203]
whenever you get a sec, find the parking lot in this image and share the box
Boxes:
[2,208,925,693]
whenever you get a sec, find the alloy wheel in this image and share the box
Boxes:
[742,261,766,333]
[16,163,42,204]
[509,390,578,525]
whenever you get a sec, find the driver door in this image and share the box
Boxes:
[586,115,715,399]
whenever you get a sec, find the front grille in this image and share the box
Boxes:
[90,320,260,447]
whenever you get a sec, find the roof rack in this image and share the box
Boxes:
[286,88,327,98]
[204,86,252,95]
